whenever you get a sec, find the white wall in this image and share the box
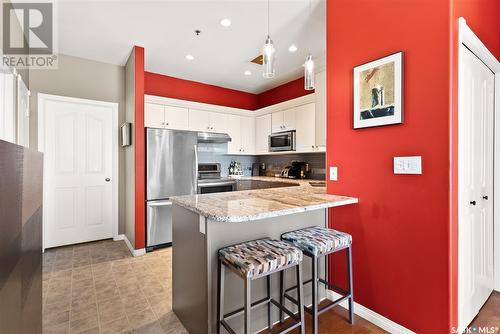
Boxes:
[29,54,127,233]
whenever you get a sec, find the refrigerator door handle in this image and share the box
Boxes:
[193,144,198,194]
[147,200,172,207]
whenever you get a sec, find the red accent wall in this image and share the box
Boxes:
[144,71,312,111]
[256,77,314,109]
[326,0,452,333]
[134,46,146,250]
[449,0,500,328]
[144,71,258,110]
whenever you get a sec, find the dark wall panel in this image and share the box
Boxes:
[0,140,43,334]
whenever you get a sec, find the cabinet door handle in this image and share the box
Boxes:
[470,200,476,205]
[483,195,488,200]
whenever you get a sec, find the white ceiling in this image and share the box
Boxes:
[54,0,326,93]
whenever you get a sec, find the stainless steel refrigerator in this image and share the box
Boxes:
[146,128,198,250]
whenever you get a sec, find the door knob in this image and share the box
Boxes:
[483,195,488,200]
[470,200,476,205]
[105,178,111,182]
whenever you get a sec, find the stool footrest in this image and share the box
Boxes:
[223,296,271,320]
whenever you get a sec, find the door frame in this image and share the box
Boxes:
[38,93,119,251]
[458,17,500,327]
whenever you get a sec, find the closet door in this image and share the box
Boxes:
[459,45,495,329]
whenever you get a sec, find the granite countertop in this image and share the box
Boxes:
[170,176,358,223]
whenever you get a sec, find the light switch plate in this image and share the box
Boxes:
[329,166,338,181]
[394,156,422,174]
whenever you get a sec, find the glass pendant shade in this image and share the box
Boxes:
[304,54,315,90]
[262,36,275,78]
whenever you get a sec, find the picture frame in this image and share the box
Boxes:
[353,51,403,129]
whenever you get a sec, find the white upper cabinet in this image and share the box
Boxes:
[226,114,254,154]
[144,103,165,128]
[164,105,189,130]
[188,109,227,133]
[255,114,271,154]
[209,111,227,133]
[314,71,326,149]
[295,103,316,152]
[271,108,296,133]
[188,109,211,132]
[145,103,188,130]
[240,116,255,154]
[226,114,241,153]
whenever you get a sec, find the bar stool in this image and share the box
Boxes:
[217,238,306,334]
[280,226,354,334]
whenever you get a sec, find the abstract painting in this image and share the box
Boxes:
[353,52,403,129]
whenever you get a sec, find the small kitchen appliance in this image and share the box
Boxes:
[268,130,296,152]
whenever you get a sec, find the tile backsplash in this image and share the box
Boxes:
[257,153,326,180]
[197,143,325,179]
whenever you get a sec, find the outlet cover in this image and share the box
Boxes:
[394,156,422,174]
[329,166,338,181]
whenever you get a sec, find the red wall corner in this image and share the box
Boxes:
[256,77,314,109]
[134,45,146,250]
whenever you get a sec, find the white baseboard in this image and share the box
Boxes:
[326,290,415,334]
[113,234,146,257]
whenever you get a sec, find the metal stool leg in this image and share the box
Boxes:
[244,277,251,334]
[296,262,305,334]
[217,259,224,334]
[267,275,271,329]
[347,245,354,324]
[311,256,319,334]
[279,269,285,322]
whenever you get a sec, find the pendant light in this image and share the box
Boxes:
[304,0,315,90]
[262,0,275,78]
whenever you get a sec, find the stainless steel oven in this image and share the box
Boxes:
[197,163,237,194]
[268,130,296,152]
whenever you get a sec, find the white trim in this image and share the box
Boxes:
[38,93,119,251]
[145,94,254,116]
[326,290,416,334]
[145,92,317,118]
[457,17,500,328]
[113,234,146,257]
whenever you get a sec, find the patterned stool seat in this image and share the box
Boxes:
[219,238,303,278]
[281,226,352,257]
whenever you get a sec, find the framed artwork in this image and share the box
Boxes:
[353,51,403,129]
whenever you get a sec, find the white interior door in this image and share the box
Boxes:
[459,45,495,328]
[39,94,118,249]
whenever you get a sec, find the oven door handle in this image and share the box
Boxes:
[193,144,198,194]
[198,181,237,188]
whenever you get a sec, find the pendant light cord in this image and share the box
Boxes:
[267,0,270,37]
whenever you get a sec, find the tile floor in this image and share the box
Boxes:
[42,239,187,334]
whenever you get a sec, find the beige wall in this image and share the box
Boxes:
[29,54,126,233]
[124,50,136,246]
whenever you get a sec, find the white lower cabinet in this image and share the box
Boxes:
[227,114,254,154]
[255,114,271,154]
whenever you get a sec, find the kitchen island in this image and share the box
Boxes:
[170,179,358,333]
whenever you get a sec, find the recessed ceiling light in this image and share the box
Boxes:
[185,54,194,60]
[220,18,231,27]
[288,44,298,53]
[244,70,252,76]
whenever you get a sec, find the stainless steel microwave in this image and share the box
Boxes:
[268,130,296,152]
